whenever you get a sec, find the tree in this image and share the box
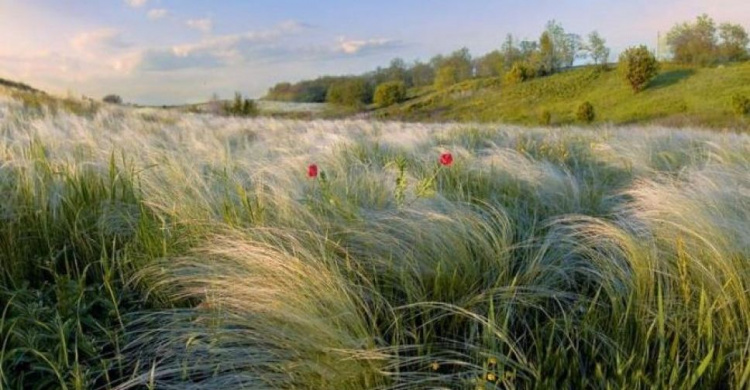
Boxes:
[475,50,505,78]
[385,58,410,85]
[326,78,369,107]
[102,94,122,104]
[539,31,555,76]
[409,61,434,87]
[545,20,580,70]
[373,81,407,107]
[718,23,749,62]
[434,65,458,89]
[618,46,660,92]
[666,14,718,66]
[501,34,522,70]
[225,92,258,116]
[586,31,610,66]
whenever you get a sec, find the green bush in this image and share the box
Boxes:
[225,92,259,116]
[731,94,750,115]
[539,109,552,125]
[504,62,531,85]
[434,65,459,89]
[618,46,660,92]
[373,81,407,107]
[576,101,595,123]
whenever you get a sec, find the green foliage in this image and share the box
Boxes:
[434,65,459,89]
[586,31,610,66]
[731,94,750,115]
[666,14,749,65]
[475,50,505,78]
[618,45,660,92]
[504,62,531,85]
[539,109,552,125]
[224,92,259,116]
[373,81,407,107]
[326,78,370,107]
[576,101,595,123]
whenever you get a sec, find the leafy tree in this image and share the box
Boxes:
[501,34,522,70]
[718,23,749,62]
[373,81,407,107]
[618,46,660,92]
[385,58,410,85]
[576,101,595,123]
[225,92,259,116]
[475,50,505,78]
[545,20,580,70]
[326,78,370,107]
[102,94,122,104]
[434,65,459,89]
[586,31,610,66]
[409,61,434,87]
[441,48,473,82]
[666,14,718,66]
[539,31,555,76]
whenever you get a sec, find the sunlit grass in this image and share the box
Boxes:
[0,96,748,389]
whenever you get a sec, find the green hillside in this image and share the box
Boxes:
[375,62,750,130]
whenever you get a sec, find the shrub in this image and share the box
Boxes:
[102,94,123,104]
[225,92,259,116]
[731,94,750,115]
[576,101,595,123]
[618,46,660,92]
[539,109,552,125]
[504,62,531,85]
[373,81,407,107]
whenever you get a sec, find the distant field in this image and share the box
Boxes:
[0,96,749,389]
[377,62,750,130]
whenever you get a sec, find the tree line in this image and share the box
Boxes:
[263,14,748,108]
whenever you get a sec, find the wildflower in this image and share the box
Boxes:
[439,152,453,166]
[486,372,497,382]
[307,163,318,178]
[488,357,497,367]
[430,362,440,371]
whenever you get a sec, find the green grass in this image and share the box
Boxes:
[377,62,750,130]
[0,95,749,389]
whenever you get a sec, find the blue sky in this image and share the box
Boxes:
[1,0,748,104]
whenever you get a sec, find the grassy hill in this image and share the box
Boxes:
[375,62,750,130]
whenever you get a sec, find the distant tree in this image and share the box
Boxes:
[434,65,459,89]
[718,23,749,62]
[538,31,555,76]
[586,31,610,67]
[576,101,595,123]
[443,47,474,81]
[385,58,410,85]
[374,81,407,107]
[504,62,531,84]
[409,61,435,87]
[501,34,522,70]
[666,14,718,66]
[618,45,660,92]
[225,92,259,116]
[545,20,580,70]
[326,78,369,107]
[475,50,505,78]
[102,94,122,104]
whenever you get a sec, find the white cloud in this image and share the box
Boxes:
[186,18,213,33]
[70,29,131,52]
[147,9,168,20]
[124,0,148,8]
[337,37,401,55]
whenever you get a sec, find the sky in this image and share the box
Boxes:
[0,0,748,105]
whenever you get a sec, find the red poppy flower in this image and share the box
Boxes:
[307,164,318,178]
[439,152,453,166]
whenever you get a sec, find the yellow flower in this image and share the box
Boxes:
[488,357,497,366]
[430,362,440,371]
[486,372,497,382]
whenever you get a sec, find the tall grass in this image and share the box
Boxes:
[0,95,748,389]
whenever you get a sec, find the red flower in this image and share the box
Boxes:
[307,163,318,178]
[439,152,453,166]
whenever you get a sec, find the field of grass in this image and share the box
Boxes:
[377,62,750,130]
[1,93,749,389]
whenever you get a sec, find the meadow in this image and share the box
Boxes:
[0,95,749,389]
